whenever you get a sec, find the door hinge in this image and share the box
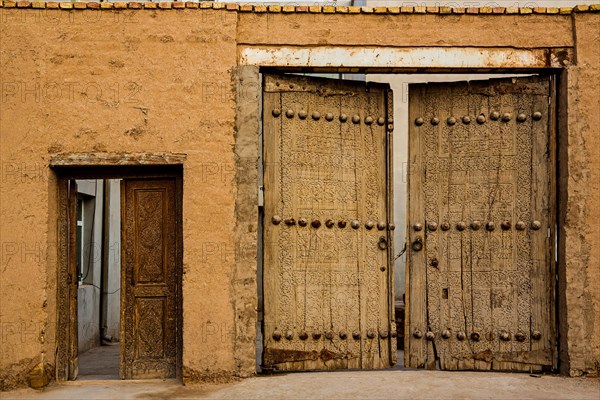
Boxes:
[258,185,264,207]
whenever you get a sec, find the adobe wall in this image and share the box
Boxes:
[236,6,598,376]
[558,12,600,376]
[0,3,598,389]
[0,6,241,388]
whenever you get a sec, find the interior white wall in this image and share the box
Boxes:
[76,179,121,352]
[105,179,121,341]
[76,179,104,353]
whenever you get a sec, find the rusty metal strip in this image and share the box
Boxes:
[264,348,353,366]
[239,46,573,69]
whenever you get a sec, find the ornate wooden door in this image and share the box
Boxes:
[406,76,556,371]
[262,74,395,371]
[121,179,180,379]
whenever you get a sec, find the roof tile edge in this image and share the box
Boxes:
[1,1,598,14]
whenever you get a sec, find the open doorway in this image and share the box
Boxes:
[73,179,121,380]
[54,166,183,381]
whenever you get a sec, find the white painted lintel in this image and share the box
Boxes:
[239,46,572,69]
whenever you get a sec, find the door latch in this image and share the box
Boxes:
[378,236,388,250]
[412,237,423,252]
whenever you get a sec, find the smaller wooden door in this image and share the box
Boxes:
[120,178,180,379]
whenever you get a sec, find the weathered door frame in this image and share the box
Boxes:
[51,159,184,381]
[235,46,568,370]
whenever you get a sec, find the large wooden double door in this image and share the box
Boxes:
[406,76,556,371]
[262,74,396,371]
[262,73,556,373]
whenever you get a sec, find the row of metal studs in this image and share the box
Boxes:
[413,329,542,341]
[273,329,395,341]
[272,216,395,231]
[413,220,542,231]
[415,111,543,126]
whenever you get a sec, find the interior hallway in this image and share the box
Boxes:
[77,344,119,381]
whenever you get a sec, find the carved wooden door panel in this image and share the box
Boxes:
[262,74,395,371]
[121,179,179,379]
[406,76,556,371]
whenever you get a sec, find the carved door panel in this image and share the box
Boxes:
[121,179,179,379]
[262,74,395,371]
[406,76,556,371]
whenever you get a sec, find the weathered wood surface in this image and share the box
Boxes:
[406,76,555,371]
[262,74,395,371]
[68,181,79,380]
[50,152,187,166]
[121,179,178,379]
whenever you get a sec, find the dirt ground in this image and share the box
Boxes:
[3,369,599,400]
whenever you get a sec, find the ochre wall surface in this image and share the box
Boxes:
[559,12,600,376]
[0,4,598,389]
[237,13,574,48]
[0,7,240,388]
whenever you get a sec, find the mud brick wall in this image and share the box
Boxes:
[0,3,598,388]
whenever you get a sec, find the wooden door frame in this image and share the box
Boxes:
[246,67,564,372]
[53,163,184,381]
